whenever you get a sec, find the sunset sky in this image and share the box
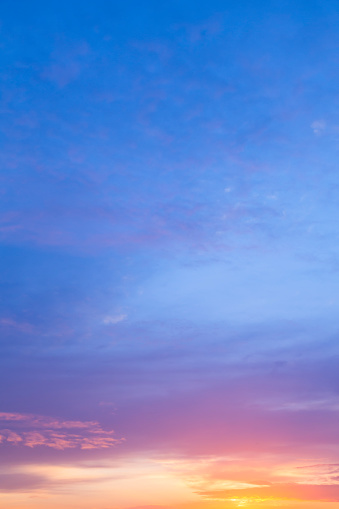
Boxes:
[1,1,339,508]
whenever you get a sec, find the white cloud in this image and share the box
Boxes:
[311,120,326,135]
[103,314,127,325]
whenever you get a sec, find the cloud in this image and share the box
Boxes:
[0,412,123,450]
[127,506,171,509]
[40,41,90,88]
[296,464,339,470]
[198,483,339,502]
[0,318,34,334]
[0,473,48,492]
[311,120,326,135]
[103,314,128,325]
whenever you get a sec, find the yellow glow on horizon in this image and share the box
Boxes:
[1,454,339,509]
[6,457,201,508]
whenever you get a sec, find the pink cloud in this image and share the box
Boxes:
[0,318,34,334]
[0,412,123,450]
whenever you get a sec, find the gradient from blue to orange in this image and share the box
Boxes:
[1,1,339,507]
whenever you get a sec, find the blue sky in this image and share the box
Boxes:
[1,1,339,508]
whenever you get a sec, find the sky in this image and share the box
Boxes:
[1,0,339,508]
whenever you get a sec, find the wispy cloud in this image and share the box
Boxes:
[311,120,326,135]
[103,313,128,325]
[199,483,339,503]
